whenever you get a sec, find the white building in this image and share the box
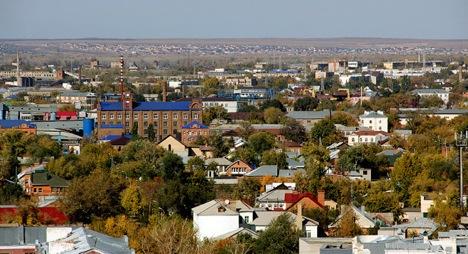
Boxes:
[348,130,389,146]
[359,111,388,132]
[413,88,450,105]
[203,98,239,113]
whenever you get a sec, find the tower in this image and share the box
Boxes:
[16,51,21,86]
[119,55,132,133]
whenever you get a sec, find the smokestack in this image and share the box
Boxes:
[317,190,325,206]
[162,81,167,102]
[460,66,463,84]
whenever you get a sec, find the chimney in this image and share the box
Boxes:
[317,190,325,206]
[162,81,167,102]
[295,202,303,231]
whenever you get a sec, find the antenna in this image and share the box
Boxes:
[16,51,21,86]
[456,132,468,208]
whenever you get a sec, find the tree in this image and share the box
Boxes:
[131,122,139,139]
[254,213,300,254]
[293,96,319,111]
[419,95,444,108]
[121,181,144,219]
[26,135,61,163]
[309,119,342,146]
[331,111,358,126]
[296,143,330,193]
[233,178,261,206]
[259,99,286,112]
[0,130,32,180]
[281,118,306,143]
[261,150,287,169]
[233,147,259,167]
[202,77,220,96]
[391,153,423,204]
[202,106,229,125]
[60,169,124,223]
[248,132,276,154]
[333,207,363,237]
[147,123,155,142]
[263,107,284,124]
[159,152,184,181]
[428,199,462,231]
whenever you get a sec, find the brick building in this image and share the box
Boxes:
[97,100,203,141]
[181,121,209,146]
[0,120,37,134]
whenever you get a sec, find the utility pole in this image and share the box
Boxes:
[456,131,468,208]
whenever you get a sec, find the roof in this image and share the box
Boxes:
[40,227,134,254]
[284,192,324,209]
[360,111,387,118]
[412,88,449,94]
[0,119,36,128]
[0,226,47,246]
[205,157,232,166]
[100,134,132,141]
[329,205,376,229]
[405,217,437,231]
[100,123,123,129]
[192,199,253,216]
[182,120,208,129]
[31,171,68,188]
[109,136,131,146]
[246,165,278,177]
[352,130,388,136]
[257,188,294,202]
[212,227,259,241]
[99,101,196,111]
[286,110,331,120]
[251,211,318,227]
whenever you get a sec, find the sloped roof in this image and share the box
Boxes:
[182,120,208,129]
[31,171,68,188]
[284,192,324,209]
[286,110,331,120]
[246,165,278,177]
[205,157,232,166]
[251,211,318,227]
[212,227,259,241]
[329,205,376,229]
[192,199,252,216]
[109,136,131,146]
[257,188,294,202]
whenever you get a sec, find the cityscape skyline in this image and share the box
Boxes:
[1,0,467,40]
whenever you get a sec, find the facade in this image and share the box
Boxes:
[97,100,203,141]
[18,168,68,197]
[286,110,331,126]
[56,91,96,108]
[413,89,450,105]
[348,130,389,146]
[0,120,37,134]
[359,111,388,132]
[225,160,253,176]
[181,121,209,146]
[203,98,239,113]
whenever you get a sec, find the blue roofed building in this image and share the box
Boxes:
[97,99,203,142]
[0,119,37,134]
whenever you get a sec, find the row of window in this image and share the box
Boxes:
[230,167,248,173]
[102,112,198,120]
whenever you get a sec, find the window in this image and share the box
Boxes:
[163,121,168,127]
[163,129,168,135]
[134,113,139,119]
[193,113,199,119]
[369,120,372,124]
[173,121,178,128]
[144,113,148,119]
[183,113,188,120]
[110,113,114,120]
[306,230,312,238]
[163,113,168,119]
[102,114,106,120]
[173,113,178,119]
[126,113,130,119]
[363,170,368,175]
[117,113,122,119]
[153,113,159,119]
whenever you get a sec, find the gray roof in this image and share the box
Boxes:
[246,165,278,177]
[360,111,387,118]
[405,217,437,231]
[377,149,404,157]
[192,199,252,216]
[205,157,232,166]
[257,189,293,202]
[278,169,297,177]
[40,227,134,254]
[385,242,443,251]
[212,227,259,240]
[286,110,331,120]
[251,211,318,227]
[0,226,47,246]
[412,88,449,94]
[438,229,468,238]
[433,109,468,115]
[286,158,305,168]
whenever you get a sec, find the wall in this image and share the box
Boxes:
[194,215,239,240]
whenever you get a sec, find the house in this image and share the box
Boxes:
[359,111,388,132]
[348,130,389,146]
[202,97,239,113]
[18,167,68,197]
[245,164,299,178]
[55,111,78,121]
[412,88,449,105]
[225,160,253,176]
[0,120,37,134]
[180,120,209,146]
[157,135,192,160]
[286,110,331,127]
[329,206,380,234]
[192,199,254,240]
[250,210,319,238]
[285,191,326,211]
[108,135,132,151]
[256,184,295,210]
[347,168,372,181]
[205,157,232,176]
[402,217,438,237]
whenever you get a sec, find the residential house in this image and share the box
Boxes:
[256,184,295,210]
[347,168,372,181]
[286,110,331,128]
[202,97,239,113]
[245,164,298,178]
[18,167,68,197]
[157,135,192,161]
[205,157,232,176]
[225,160,253,176]
[359,111,388,132]
[329,206,380,234]
[347,130,389,146]
[250,210,319,238]
[285,191,326,212]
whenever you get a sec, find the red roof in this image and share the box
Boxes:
[56,111,77,117]
[353,130,388,136]
[284,192,324,209]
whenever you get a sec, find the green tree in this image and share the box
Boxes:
[293,96,319,111]
[263,107,284,124]
[309,119,342,146]
[248,132,276,154]
[202,106,229,125]
[261,150,288,169]
[331,111,358,126]
[428,199,462,231]
[333,207,363,237]
[254,213,300,254]
[121,181,144,219]
[131,122,139,139]
[147,123,155,142]
[233,178,261,206]
[281,118,306,143]
[419,95,444,108]
[391,153,423,205]
[202,77,220,96]
[259,99,286,112]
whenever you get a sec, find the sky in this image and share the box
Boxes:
[0,0,467,39]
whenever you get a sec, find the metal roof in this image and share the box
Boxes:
[100,101,195,111]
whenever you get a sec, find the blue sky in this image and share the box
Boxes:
[0,0,467,39]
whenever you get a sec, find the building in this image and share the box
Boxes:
[224,77,257,87]
[181,121,209,146]
[348,130,389,146]
[225,160,253,176]
[0,120,37,134]
[97,100,203,141]
[359,111,388,132]
[412,89,450,105]
[18,167,68,197]
[56,91,97,109]
[202,97,239,113]
[286,110,331,127]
